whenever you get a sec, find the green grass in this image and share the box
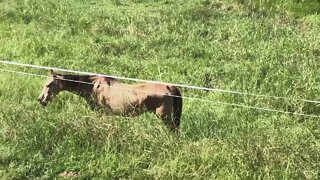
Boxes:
[1,0,320,179]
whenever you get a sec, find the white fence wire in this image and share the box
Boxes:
[1,60,319,104]
[0,65,319,119]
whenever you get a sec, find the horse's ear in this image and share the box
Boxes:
[49,69,54,75]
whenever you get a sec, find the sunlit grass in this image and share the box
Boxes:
[0,0,320,178]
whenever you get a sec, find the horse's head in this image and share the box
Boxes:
[38,70,63,106]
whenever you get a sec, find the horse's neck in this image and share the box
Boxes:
[61,75,94,98]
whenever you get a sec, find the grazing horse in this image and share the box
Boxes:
[38,70,182,132]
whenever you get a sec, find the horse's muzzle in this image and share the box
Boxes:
[38,97,48,106]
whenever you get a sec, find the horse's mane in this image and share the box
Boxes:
[61,74,93,82]
[60,74,118,84]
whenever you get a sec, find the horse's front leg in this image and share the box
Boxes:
[87,100,98,111]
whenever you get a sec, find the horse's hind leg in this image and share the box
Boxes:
[156,105,177,132]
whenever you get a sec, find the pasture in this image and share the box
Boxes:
[1,0,320,179]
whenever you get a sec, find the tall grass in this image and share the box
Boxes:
[1,0,320,178]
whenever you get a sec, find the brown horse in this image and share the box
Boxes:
[38,70,182,132]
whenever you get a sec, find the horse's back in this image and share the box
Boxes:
[134,83,173,95]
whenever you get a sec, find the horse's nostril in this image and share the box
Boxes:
[37,96,45,104]
[38,95,44,101]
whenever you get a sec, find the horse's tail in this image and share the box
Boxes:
[171,86,182,130]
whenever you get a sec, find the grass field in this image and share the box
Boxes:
[1,0,320,179]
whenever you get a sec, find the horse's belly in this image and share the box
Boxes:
[111,103,142,115]
[97,88,147,115]
[108,98,145,115]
